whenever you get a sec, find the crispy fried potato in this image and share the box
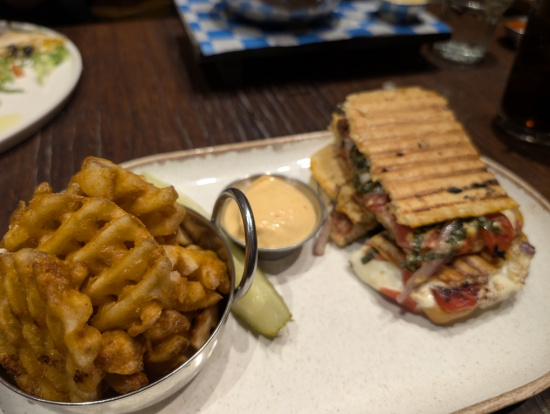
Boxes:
[104,372,149,395]
[1,185,124,256]
[0,157,230,402]
[171,279,223,313]
[146,334,190,364]
[143,309,191,345]
[66,157,186,238]
[96,330,144,375]
[141,309,193,379]
[164,245,226,313]
[190,305,219,350]
[165,244,230,294]
[0,249,103,402]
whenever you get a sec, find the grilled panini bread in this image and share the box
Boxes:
[314,86,535,324]
[341,87,518,227]
[310,144,378,246]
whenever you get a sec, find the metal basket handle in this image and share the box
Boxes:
[212,188,257,302]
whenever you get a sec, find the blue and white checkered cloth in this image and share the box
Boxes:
[174,0,450,57]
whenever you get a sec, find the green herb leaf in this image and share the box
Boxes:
[361,247,378,264]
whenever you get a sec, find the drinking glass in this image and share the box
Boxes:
[494,0,550,146]
[432,0,514,64]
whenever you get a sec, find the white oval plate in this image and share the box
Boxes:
[0,131,549,414]
[0,21,82,153]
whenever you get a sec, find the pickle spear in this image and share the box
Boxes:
[142,173,292,338]
[226,241,291,338]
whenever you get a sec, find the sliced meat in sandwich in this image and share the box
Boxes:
[317,86,536,324]
[310,142,379,247]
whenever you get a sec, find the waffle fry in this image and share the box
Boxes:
[164,244,230,312]
[104,372,149,395]
[141,309,192,379]
[190,305,219,350]
[0,249,102,402]
[2,183,124,256]
[96,330,145,375]
[66,157,186,239]
[0,157,230,402]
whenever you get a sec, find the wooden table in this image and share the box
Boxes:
[0,12,548,414]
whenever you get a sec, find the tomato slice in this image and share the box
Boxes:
[380,287,419,314]
[402,268,413,284]
[331,210,354,234]
[480,213,515,258]
[11,63,24,77]
[431,285,478,312]
[364,193,414,251]
[391,220,414,252]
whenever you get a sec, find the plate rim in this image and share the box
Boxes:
[123,130,550,414]
[0,20,83,153]
[121,130,328,169]
[123,129,550,214]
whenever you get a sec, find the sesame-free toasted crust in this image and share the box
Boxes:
[310,144,376,226]
[309,144,349,201]
[341,87,518,227]
[309,143,379,246]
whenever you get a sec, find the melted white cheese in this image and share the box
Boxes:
[481,238,531,307]
[349,236,530,314]
[350,244,439,308]
[501,208,522,230]
[350,245,402,291]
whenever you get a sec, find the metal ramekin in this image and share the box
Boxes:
[0,188,258,414]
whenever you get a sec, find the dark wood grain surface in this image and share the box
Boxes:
[0,11,549,413]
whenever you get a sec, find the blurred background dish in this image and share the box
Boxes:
[173,0,451,66]
[504,15,526,45]
[378,0,428,24]
[0,21,82,153]
[222,0,342,24]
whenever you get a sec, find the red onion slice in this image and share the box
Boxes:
[395,220,459,304]
[313,205,334,256]
[520,241,536,256]
[396,257,448,304]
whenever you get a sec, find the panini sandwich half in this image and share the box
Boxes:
[310,143,379,247]
[313,87,536,324]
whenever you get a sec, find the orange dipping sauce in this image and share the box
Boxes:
[506,19,526,34]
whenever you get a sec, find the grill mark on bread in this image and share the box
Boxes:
[460,254,497,276]
[384,173,499,200]
[369,146,480,176]
[357,130,472,156]
[380,159,488,184]
[393,194,517,228]
[338,87,519,227]
[369,231,497,287]
[368,231,406,264]
[437,255,495,286]
[350,119,464,143]
[395,183,512,207]
[345,88,449,113]
[340,88,533,324]
[345,108,455,129]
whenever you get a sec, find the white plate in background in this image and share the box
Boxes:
[0,21,82,153]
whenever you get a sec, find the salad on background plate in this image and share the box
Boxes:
[0,21,82,153]
[0,24,69,93]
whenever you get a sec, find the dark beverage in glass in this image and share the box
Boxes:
[494,0,550,145]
